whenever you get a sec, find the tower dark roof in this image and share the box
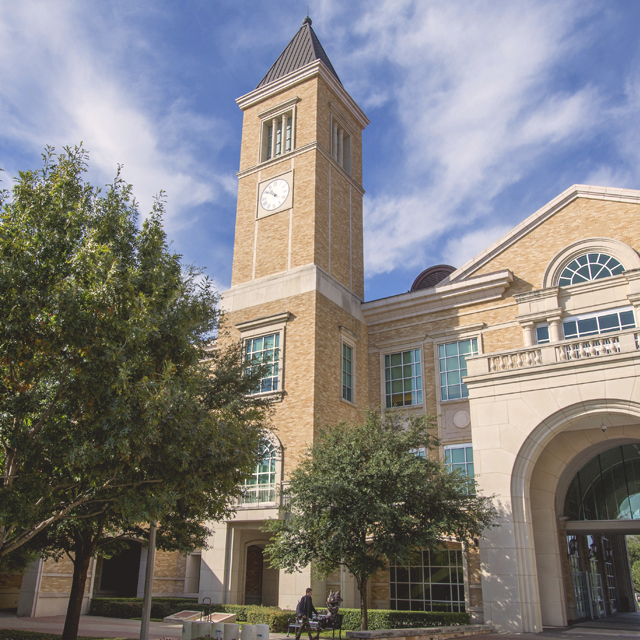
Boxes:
[257,17,341,89]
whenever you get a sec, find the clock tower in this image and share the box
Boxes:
[204,18,369,609]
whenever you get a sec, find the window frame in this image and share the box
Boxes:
[241,432,283,508]
[258,98,299,165]
[245,332,281,395]
[558,252,625,287]
[444,442,475,495]
[561,305,636,340]
[340,334,356,405]
[236,312,289,401]
[382,347,424,410]
[330,108,354,176]
[436,337,480,403]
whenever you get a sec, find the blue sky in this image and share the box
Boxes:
[2,1,640,301]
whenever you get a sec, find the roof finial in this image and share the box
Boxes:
[303,8,312,26]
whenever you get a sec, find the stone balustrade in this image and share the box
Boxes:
[468,328,640,377]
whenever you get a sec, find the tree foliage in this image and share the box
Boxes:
[0,147,270,639]
[628,536,640,592]
[264,411,496,630]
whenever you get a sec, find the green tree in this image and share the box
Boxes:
[0,147,269,640]
[628,536,640,592]
[264,411,496,630]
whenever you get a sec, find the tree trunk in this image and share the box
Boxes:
[357,577,368,631]
[61,541,93,640]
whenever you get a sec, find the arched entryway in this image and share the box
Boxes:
[94,542,142,598]
[511,401,640,628]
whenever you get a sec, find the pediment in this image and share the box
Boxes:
[445,185,640,284]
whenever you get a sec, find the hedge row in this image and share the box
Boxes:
[337,609,470,630]
[88,599,470,631]
[89,597,199,619]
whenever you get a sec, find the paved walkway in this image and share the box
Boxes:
[461,612,640,640]
[0,612,637,640]
[0,614,184,639]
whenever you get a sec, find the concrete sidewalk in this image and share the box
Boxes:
[0,614,294,640]
[0,614,183,639]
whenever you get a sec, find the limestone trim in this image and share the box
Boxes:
[222,264,365,320]
[236,59,370,129]
[510,399,640,633]
[257,96,301,120]
[542,237,640,289]
[235,311,291,335]
[447,185,640,283]
[363,270,513,327]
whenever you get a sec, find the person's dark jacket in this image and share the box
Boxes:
[296,594,317,619]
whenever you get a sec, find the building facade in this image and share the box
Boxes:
[7,19,640,634]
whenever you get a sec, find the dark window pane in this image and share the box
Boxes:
[411,584,424,600]
[397,601,410,611]
[397,584,409,599]
[431,585,451,601]
[430,567,450,583]
[396,567,409,583]
[410,567,423,583]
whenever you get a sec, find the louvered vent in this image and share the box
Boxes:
[410,265,456,292]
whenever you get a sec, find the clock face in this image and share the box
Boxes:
[260,178,290,211]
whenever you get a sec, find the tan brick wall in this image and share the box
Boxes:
[254,211,290,279]
[0,573,22,590]
[313,294,368,438]
[290,152,318,271]
[219,292,319,476]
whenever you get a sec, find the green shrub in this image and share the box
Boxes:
[247,608,295,633]
[336,608,470,630]
[88,599,469,631]
[89,597,198,619]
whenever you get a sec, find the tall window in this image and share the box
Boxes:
[445,444,475,494]
[563,307,635,340]
[438,338,478,401]
[342,342,353,402]
[385,349,422,408]
[559,253,624,286]
[245,333,280,394]
[390,548,465,612]
[243,440,277,505]
[331,119,351,174]
[262,110,293,162]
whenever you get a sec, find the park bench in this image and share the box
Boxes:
[287,614,343,640]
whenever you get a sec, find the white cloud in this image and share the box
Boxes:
[0,1,232,230]
[441,225,513,269]
[318,0,610,275]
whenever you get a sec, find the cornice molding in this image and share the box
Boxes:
[362,270,513,327]
[236,140,365,195]
[236,60,370,129]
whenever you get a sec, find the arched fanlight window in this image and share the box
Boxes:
[564,443,640,520]
[243,440,277,504]
[558,253,624,286]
